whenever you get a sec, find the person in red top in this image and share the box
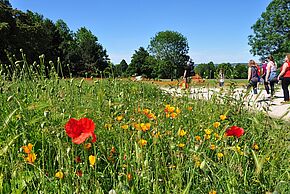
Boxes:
[277,54,290,103]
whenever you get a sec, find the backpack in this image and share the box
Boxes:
[251,66,258,78]
[257,66,261,76]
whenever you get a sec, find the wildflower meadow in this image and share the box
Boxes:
[0,57,289,194]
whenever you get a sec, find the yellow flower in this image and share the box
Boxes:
[171,112,177,118]
[213,122,221,128]
[152,131,160,138]
[84,143,92,150]
[220,114,227,121]
[22,143,33,154]
[164,104,171,112]
[140,123,151,132]
[195,136,201,141]
[210,144,216,150]
[178,143,185,148]
[178,129,187,137]
[116,115,123,121]
[143,109,150,115]
[209,190,217,194]
[253,143,259,150]
[104,123,112,129]
[195,161,201,167]
[139,139,147,146]
[25,153,37,164]
[204,134,211,140]
[187,106,193,111]
[217,152,224,159]
[204,129,212,135]
[55,171,64,179]
[176,108,181,114]
[133,123,140,130]
[166,113,170,118]
[265,157,270,161]
[168,106,175,113]
[121,124,129,130]
[147,113,156,120]
[127,173,133,181]
[214,133,220,140]
[89,155,96,166]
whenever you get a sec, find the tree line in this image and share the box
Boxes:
[0,0,288,79]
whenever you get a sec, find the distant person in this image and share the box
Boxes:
[247,60,259,94]
[261,59,269,94]
[183,59,194,85]
[277,54,290,103]
[255,62,261,89]
[219,69,224,87]
[265,55,278,97]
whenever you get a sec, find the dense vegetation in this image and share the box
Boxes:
[0,55,289,193]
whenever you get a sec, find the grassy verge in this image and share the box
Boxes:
[0,78,289,193]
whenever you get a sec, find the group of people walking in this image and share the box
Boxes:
[247,54,290,103]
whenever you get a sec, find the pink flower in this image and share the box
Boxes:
[226,126,244,138]
[65,118,96,144]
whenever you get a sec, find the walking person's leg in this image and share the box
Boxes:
[253,81,258,94]
[270,81,275,96]
[282,77,290,101]
[264,82,270,94]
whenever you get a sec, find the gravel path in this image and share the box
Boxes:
[161,86,290,121]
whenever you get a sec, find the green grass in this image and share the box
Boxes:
[0,76,289,193]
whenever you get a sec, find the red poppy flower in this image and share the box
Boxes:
[65,118,96,144]
[226,126,244,138]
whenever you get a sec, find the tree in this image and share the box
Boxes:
[148,30,189,80]
[216,63,234,78]
[0,0,11,7]
[114,59,128,77]
[195,62,215,79]
[248,0,290,62]
[127,47,149,76]
[72,27,109,76]
[233,63,248,79]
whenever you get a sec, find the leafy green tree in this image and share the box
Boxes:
[233,63,248,79]
[148,30,189,80]
[216,63,234,78]
[195,62,215,79]
[114,59,128,77]
[248,0,290,62]
[127,47,149,76]
[0,0,11,7]
[72,27,109,76]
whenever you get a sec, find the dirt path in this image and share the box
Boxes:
[161,86,290,121]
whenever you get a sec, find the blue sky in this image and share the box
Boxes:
[10,0,272,64]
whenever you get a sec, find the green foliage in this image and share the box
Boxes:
[127,47,149,76]
[248,0,290,62]
[0,3,108,78]
[233,63,248,79]
[114,59,128,77]
[216,63,234,79]
[0,74,289,193]
[0,0,11,7]
[71,27,109,77]
[148,30,189,79]
[195,62,216,79]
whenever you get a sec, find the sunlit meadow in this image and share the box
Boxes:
[0,56,289,193]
